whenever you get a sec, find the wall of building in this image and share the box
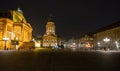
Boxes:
[94,26,120,49]
[0,9,33,50]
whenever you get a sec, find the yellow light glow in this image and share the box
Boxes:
[0,9,33,50]
[35,43,40,47]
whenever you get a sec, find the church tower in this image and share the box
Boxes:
[46,17,55,35]
[42,16,57,47]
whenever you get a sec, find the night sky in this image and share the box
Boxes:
[0,0,120,39]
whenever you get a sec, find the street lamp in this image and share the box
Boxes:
[3,37,9,50]
[103,37,110,50]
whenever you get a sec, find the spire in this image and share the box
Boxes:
[17,8,23,13]
[47,14,54,22]
[49,14,53,18]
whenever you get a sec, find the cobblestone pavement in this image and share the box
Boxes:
[0,49,120,71]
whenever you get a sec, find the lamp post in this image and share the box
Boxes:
[3,37,9,50]
[103,37,110,50]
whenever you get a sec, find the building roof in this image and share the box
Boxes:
[95,21,120,33]
[0,9,27,23]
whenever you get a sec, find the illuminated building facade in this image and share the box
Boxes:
[94,22,120,50]
[79,34,94,48]
[42,17,57,47]
[0,8,33,50]
[32,36,42,48]
[67,34,94,49]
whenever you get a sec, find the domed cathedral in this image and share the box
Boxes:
[0,8,33,50]
[42,16,57,47]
